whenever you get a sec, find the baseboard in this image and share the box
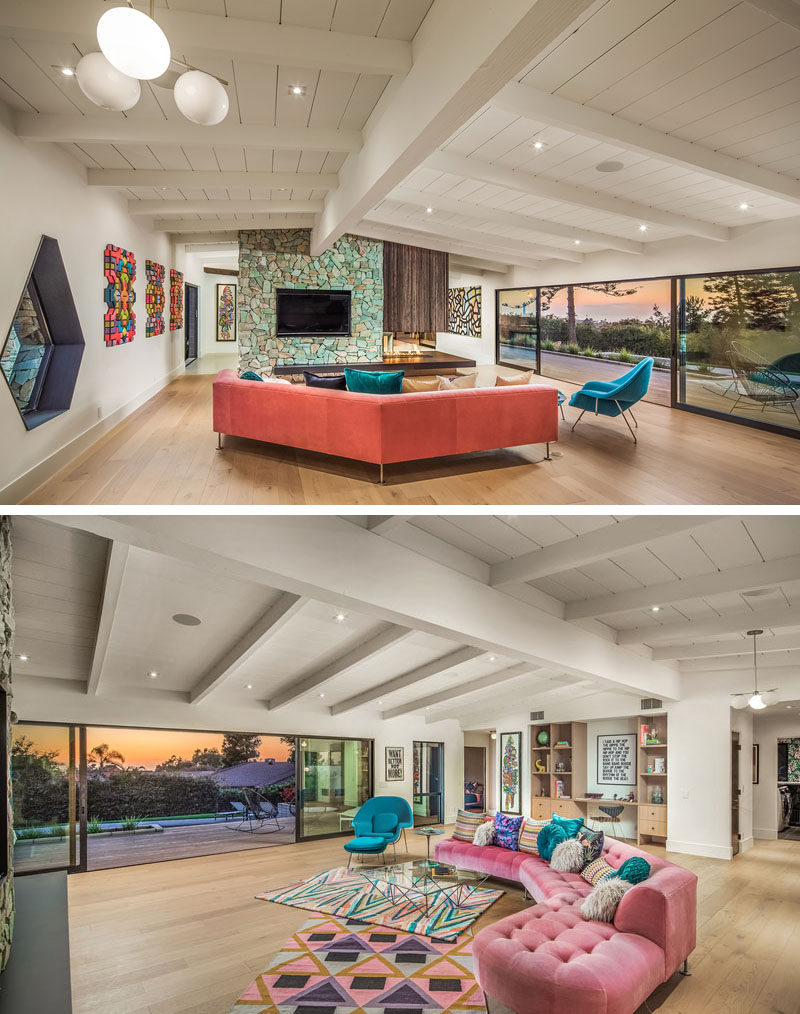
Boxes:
[0,364,184,504]
[666,838,733,860]
[739,836,754,852]
[753,827,778,840]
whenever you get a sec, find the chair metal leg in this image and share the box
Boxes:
[614,401,637,443]
[347,852,352,870]
[680,959,691,976]
[571,410,586,432]
[559,404,565,421]
[629,408,638,428]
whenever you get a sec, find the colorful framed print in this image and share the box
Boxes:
[216,282,237,342]
[500,732,522,814]
[145,260,165,338]
[103,245,136,346]
[170,269,183,330]
[385,747,404,782]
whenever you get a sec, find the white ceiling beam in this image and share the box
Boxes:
[312,0,605,255]
[381,661,536,719]
[493,81,800,207]
[653,632,800,661]
[51,516,680,701]
[745,0,800,32]
[567,554,800,621]
[0,1,412,76]
[174,232,237,245]
[15,115,361,154]
[130,199,323,216]
[153,215,315,234]
[267,624,414,710]
[449,254,511,274]
[87,541,128,696]
[189,592,305,704]
[390,186,644,254]
[366,207,584,262]
[87,170,337,190]
[355,219,543,271]
[681,650,800,674]
[366,516,409,536]
[426,150,730,242]
[617,604,800,645]
[329,645,486,716]
[491,516,715,588]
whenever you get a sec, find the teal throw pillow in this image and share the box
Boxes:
[613,856,651,885]
[536,822,567,862]
[344,369,404,394]
[240,370,263,381]
[551,813,583,838]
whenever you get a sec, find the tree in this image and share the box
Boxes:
[220,733,261,768]
[540,282,639,344]
[12,735,60,772]
[155,754,193,772]
[88,743,125,775]
[191,747,224,769]
[684,294,710,333]
[280,736,296,763]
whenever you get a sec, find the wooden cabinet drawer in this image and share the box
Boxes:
[531,798,550,820]
[553,799,581,818]
[640,820,667,836]
[640,805,667,822]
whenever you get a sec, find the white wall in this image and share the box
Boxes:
[586,717,638,840]
[731,708,754,851]
[0,105,184,502]
[178,249,239,358]
[752,712,800,839]
[436,266,511,364]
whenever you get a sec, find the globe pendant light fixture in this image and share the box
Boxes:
[97,5,171,80]
[76,51,141,111]
[174,70,229,125]
[731,629,780,710]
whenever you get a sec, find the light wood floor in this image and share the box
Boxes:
[25,365,800,505]
[67,831,800,1014]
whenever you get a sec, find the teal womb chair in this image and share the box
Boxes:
[568,356,654,443]
[351,796,413,863]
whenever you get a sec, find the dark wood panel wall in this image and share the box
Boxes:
[382,241,448,333]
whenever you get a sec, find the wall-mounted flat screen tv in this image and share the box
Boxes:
[275,288,352,337]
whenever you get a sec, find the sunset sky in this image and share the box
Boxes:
[16,725,292,770]
[502,280,671,322]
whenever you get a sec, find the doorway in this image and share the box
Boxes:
[464,746,486,811]
[412,741,444,826]
[184,282,199,364]
[732,731,740,857]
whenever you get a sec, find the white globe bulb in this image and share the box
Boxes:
[748,692,767,710]
[174,70,229,126]
[76,52,141,112]
[97,7,171,80]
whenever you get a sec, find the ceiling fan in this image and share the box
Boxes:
[730,629,780,710]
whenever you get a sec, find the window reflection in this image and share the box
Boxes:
[1,281,53,415]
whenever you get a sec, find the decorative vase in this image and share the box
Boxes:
[652,788,664,805]
[536,729,550,747]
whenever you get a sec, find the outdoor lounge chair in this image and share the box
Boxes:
[568,356,653,443]
[726,341,800,423]
[229,789,282,833]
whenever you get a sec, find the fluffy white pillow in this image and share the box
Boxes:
[580,878,633,923]
[550,837,586,874]
[472,820,496,847]
[260,374,291,384]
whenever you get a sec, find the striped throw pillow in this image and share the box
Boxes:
[581,856,616,886]
[452,809,487,842]
[518,818,549,855]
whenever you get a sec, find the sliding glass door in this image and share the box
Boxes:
[412,741,444,826]
[297,737,373,840]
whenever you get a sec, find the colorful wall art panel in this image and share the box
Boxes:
[170,269,184,330]
[145,260,165,338]
[447,285,481,338]
[216,282,237,342]
[103,245,136,346]
[500,731,522,814]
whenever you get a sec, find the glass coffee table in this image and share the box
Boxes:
[360,860,488,916]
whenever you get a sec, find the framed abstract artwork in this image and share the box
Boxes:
[103,245,136,345]
[145,260,165,338]
[385,747,404,782]
[170,269,183,330]
[500,732,522,814]
[216,282,237,342]
[447,285,481,338]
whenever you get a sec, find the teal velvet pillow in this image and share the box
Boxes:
[613,856,651,884]
[344,369,404,394]
[240,370,263,381]
[552,813,583,838]
[536,822,568,862]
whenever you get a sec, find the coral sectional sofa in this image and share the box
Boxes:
[212,370,559,480]
[434,835,696,1014]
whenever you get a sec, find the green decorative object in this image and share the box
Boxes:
[614,856,651,885]
[536,729,550,747]
[651,788,664,805]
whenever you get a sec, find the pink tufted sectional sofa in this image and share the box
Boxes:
[434,834,697,1014]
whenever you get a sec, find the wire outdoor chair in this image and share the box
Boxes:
[726,341,800,423]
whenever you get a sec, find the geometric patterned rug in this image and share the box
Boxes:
[227,913,487,1013]
[256,867,503,942]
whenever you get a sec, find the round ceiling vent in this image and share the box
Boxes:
[596,160,624,173]
[173,613,202,626]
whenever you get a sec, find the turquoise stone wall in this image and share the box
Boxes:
[237,229,383,373]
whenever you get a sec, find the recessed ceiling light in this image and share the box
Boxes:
[332,611,347,623]
[739,202,749,210]
[787,705,792,709]
[17,654,29,662]
[596,160,624,173]
[532,140,544,150]
[172,613,202,626]
[425,206,433,214]
[244,683,254,690]
[574,239,581,245]
[639,224,648,232]
[651,606,660,612]
[147,670,159,679]
[489,655,496,662]
[60,67,75,77]
[377,699,383,705]
[289,85,306,96]
[319,692,326,698]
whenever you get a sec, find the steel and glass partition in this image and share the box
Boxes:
[296,737,373,840]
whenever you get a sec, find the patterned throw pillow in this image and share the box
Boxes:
[551,814,583,838]
[577,827,604,863]
[518,818,549,855]
[581,856,617,886]
[494,812,524,850]
[536,822,568,862]
[613,856,651,884]
[451,809,487,842]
